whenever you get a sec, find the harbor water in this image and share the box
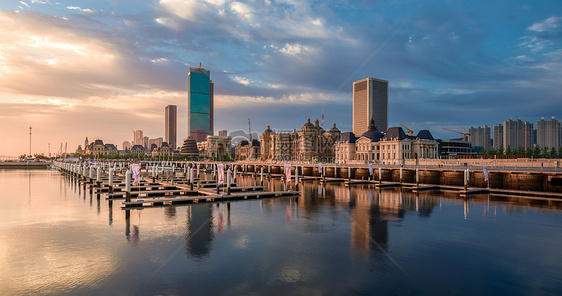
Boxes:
[1,169,561,295]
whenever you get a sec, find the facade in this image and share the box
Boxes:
[260,119,341,162]
[188,66,214,142]
[83,139,118,156]
[130,145,146,156]
[218,130,227,137]
[235,139,261,160]
[151,142,173,157]
[335,119,438,165]
[537,117,561,150]
[439,140,473,157]
[133,130,143,146]
[353,77,388,135]
[469,126,491,150]
[523,121,534,149]
[493,124,503,149]
[197,136,232,159]
[165,105,177,149]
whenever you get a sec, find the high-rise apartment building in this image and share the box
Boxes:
[133,130,143,146]
[187,65,214,142]
[122,141,131,151]
[165,105,177,149]
[469,126,491,150]
[537,117,561,150]
[143,136,149,149]
[503,119,523,150]
[352,77,388,135]
[503,118,534,150]
[493,124,503,149]
[523,121,534,149]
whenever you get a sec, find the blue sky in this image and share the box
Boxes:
[1,0,562,156]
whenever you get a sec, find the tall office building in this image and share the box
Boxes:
[493,124,503,149]
[353,77,388,135]
[469,126,491,150]
[537,117,561,150]
[133,130,143,146]
[187,65,214,142]
[165,105,177,149]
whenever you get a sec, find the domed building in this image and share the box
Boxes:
[260,119,341,162]
[335,118,439,165]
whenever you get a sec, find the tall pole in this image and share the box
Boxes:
[29,126,32,157]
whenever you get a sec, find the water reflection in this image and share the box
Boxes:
[185,204,214,260]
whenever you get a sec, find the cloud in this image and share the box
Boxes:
[528,16,561,32]
[19,1,30,8]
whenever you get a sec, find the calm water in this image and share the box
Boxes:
[1,169,562,295]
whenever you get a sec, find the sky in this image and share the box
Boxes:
[1,0,562,157]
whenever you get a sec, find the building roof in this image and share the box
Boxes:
[384,127,407,140]
[360,118,385,142]
[340,132,356,143]
[416,130,435,141]
[263,125,273,133]
[328,123,340,134]
[93,139,104,146]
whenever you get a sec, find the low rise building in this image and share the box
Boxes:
[197,136,232,159]
[235,139,261,160]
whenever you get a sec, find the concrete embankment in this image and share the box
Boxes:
[0,162,51,169]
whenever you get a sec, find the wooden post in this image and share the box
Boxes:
[400,167,403,184]
[260,167,264,186]
[125,170,131,202]
[379,167,382,184]
[416,168,419,187]
[109,168,114,193]
[227,168,231,195]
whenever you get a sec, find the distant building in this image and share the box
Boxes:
[197,136,232,159]
[84,139,118,156]
[148,137,163,149]
[165,105,177,150]
[218,130,227,137]
[537,117,561,150]
[469,126,491,150]
[336,119,438,164]
[353,77,388,135]
[235,139,260,160]
[151,142,173,157]
[122,141,131,151]
[503,118,533,151]
[179,137,199,156]
[188,65,214,142]
[439,140,473,157]
[130,145,146,156]
[133,130,143,146]
[260,118,341,162]
[493,124,503,149]
[143,136,149,150]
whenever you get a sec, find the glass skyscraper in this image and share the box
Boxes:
[187,66,214,142]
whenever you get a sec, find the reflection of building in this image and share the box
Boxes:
[188,65,214,142]
[336,119,438,164]
[165,105,177,149]
[353,77,388,135]
[185,205,214,260]
[235,139,260,160]
[260,119,341,161]
[197,136,232,159]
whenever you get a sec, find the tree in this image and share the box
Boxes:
[559,146,562,159]
[498,145,505,155]
[506,146,512,156]
[487,148,497,155]
[550,147,558,159]
[479,148,487,155]
[542,147,550,158]
[514,146,524,156]
[532,145,541,159]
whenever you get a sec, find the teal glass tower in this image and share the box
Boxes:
[187,65,214,142]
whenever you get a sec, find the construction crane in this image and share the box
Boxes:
[442,127,470,141]
[400,122,414,136]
